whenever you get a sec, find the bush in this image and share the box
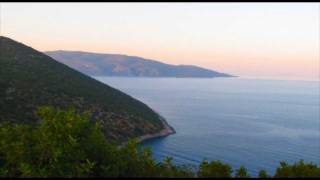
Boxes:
[198,160,232,178]
[258,169,268,178]
[274,160,320,178]
[0,106,107,177]
[235,165,250,178]
[0,106,319,178]
[0,106,193,178]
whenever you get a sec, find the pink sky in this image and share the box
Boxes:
[1,3,319,80]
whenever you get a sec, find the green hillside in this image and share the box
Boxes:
[0,36,171,142]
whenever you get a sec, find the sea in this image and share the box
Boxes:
[93,76,320,176]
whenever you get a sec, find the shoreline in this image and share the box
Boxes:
[119,115,175,147]
[136,115,176,144]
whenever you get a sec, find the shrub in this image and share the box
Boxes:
[274,160,320,178]
[235,165,250,178]
[258,169,268,178]
[198,160,232,178]
[1,106,319,178]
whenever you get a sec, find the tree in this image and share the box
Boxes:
[235,165,250,178]
[274,160,320,178]
[258,169,268,178]
[1,106,320,178]
[0,106,193,178]
[0,106,107,177]
[198,160,232,178]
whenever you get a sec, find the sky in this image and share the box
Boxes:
[1,3,319,80]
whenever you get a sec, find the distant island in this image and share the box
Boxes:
[45,50,235,78]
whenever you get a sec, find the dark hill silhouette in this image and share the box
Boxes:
[0,36,174,142]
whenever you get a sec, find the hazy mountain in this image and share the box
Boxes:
[45,50,234,78]
[0,36,174,142]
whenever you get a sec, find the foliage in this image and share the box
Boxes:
[235,165,250,178]
[0,106,188,178]
[258,169,269,178]
[274,160,320,178]
[0,106,319,178]
[0,106,106,177]
[198,160,232,178]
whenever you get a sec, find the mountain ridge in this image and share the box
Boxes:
[0,36,174,143]
[45,50,235,78]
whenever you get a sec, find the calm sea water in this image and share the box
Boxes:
[93,77,320,176]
